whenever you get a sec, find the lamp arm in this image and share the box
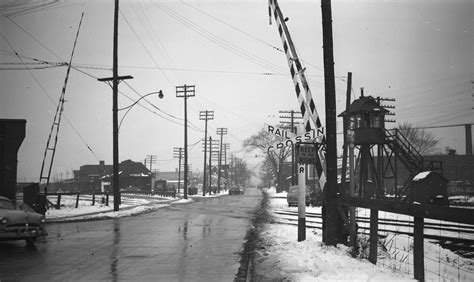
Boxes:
[118,91,161,111]
[118,91,162,131]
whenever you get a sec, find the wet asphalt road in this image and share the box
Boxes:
[0,188,262,281]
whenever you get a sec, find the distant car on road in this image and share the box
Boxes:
[287,185,313,207]
[0,196,47,244]
[229,185,243,195]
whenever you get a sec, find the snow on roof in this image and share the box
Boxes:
[129,173,151,177]
[413,171,431,181]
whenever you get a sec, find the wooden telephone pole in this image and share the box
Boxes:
[321,0,339,246]
[200,110,214,196]
[97,0,133,211]
[176,85,195,200]
[216,127,228,193]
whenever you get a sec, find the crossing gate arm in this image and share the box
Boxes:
[268,0,327,189]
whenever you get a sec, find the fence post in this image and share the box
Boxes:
[75,193,80,208]
[92,190,95,206]
[106,191,109,206]
[56,194,61,210]
[414,217,425,281]
[369,209,378,264]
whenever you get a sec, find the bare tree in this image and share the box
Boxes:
[243,126,292,192]
[397,122,440,155]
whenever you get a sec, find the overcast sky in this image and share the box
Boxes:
[1,0,472,182]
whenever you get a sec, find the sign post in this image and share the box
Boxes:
[297,159,306,241]
[296,142,319,242]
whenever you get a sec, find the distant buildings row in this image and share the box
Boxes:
[46,159,191,194]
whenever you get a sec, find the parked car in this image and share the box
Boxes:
[229,185,243,195]
[0,196,47,244]
[287,185,313,207]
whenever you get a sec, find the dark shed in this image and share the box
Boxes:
[409,171,448,205]
[0,119,26,203]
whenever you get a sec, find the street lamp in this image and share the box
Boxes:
[118,90,164,130]
[98,74,162,212]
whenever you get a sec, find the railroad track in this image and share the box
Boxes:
[273,209,474,258]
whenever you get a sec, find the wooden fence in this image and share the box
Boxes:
[338,196,474,281]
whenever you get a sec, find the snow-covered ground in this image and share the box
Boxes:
[260,187,474,281]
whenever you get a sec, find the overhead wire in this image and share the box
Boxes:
[119,8,174,87]
[0,64,66,70]
[133,0,179,83]
[0,31,101,161]
[0,1,62,18]
[0,10,66,62]
[181,0,347,84]
[154,2,288,75]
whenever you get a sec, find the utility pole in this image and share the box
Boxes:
[466,124,472,156]
[230,154,234,185]
[173,147,183,194]
[280,110,303,185]
[341,72,356,249]
[223,143,230,188]
[216,128,228,193]
[208,136,213,194]
[321,0,339,245]
[176,84,195,200]
[97,0,133,211]
[378,97,396,123]
[200,110,214,196]
[146,155,157,172]
[204,136,219,195]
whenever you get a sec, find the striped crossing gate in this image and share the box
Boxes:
[268,0,327,190]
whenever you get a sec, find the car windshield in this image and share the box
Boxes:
[289,186,312,193]
[0,199,15,210]
[289,187,299,193]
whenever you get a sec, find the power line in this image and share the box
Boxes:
[411,123,474,130]
[0,10,66,62]
[119,8,174,87]
[155,2,288,75]
[0,32,100,161]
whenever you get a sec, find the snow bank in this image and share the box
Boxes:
[254,223,413,281]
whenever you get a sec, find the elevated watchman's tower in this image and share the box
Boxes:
[339,91,442,200]
[339,93,389,199]
[339,94,388,146]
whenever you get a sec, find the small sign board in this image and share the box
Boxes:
[297,143,318,165]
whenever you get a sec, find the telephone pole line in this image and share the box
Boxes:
[97,0,133,211]
[216,127,228,193]
[176,84,195,200]
[223,143,230,186]
[145,155,157,172]
[203,136,219,195]
[173,148,183,194]
[200,110,214,196]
